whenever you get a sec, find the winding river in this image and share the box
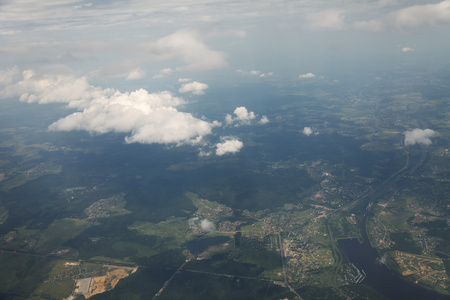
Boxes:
[338,147,450,299]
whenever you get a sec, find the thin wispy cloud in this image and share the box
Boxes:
[178,81,209,95]
[144,29,228,71]
[401,47,414,53]
[299,73,316,79]
[236,69,274,78]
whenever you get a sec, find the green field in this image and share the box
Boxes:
[0,201,8,224]
[128,217,194,252]
[34,218,92,254]
[111,241,158,258]
[33,279,74,299]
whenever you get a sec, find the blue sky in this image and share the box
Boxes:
[0,0,449,155]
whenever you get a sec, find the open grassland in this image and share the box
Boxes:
[0,203,8,224]
[35,218,91,254]
[186,191,223,211]
[128,217,193,252]
[0,162,62,192]
[236,246,283,281]
[111,241,158,258]
[0,252,57,297]
[33,279,74,299]
[328,214,361,240]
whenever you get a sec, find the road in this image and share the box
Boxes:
[277,232,303,300]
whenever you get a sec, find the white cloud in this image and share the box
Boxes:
[188,217,215,232]
[216,137,244,156]
[225,106,256,126]
[352,19,386,32]
[200,219,215,232]
[225,114,234,125]
[56,52,79,62]
[153,68,173,79]
[299,72,316,79]
[303,127,313,136]
[178,81,209,95]
[126,68,145,80]
[0,66,18,86]
[146,29,228,71]
[160,68,173,74]
[188,217,199,228]
[259,116,269,125]
[376,254,389,265]
[211,120,222,127]
[0,69,109,108]
[388,1,450,29]
[401,47,414,52]
[0,69,216,146]
[91,60,144,80]
[2,1,450,41]
[198,148,212,157]
[236,69,274,78]
[353,1,450,32]
[49,89,213,145]
[178,78,191,83]
[259,72,273,78]
[234,106,255,122]
[404,128,439,146]
[307,9,345,30]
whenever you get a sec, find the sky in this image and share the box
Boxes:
[1,0,449,155]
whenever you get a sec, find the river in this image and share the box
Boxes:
[338,146,450,299]
[339,211,450,299]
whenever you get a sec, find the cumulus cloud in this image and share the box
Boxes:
[0,66,18,86]
[299,72,316,79]
[225,106,256,126]
[401,47,414,52]
[146,29,228,71]
[303,127,313,136]
[0,69,108,108]
[234,107,255,123]
[216,137,244,156]
[0,69,216,146]
[49,89,213,145]
[404,128,439,146]
[188,217,215,232]
[259,116,270,125]
[200,219,215,232]
[178,81,209,95]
